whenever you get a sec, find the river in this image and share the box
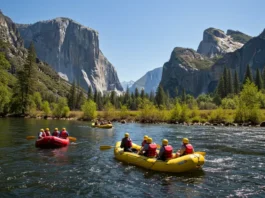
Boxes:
[0,118,264,197]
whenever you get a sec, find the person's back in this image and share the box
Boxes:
[44,128,51,136]
[157,139,173,161]
[38,129,45,139]
[144,138,157,158]
[141,135,148,147]
[120,133,132,152]
[175,138,194,157]
[59,128,69,139]
[52,128,59,137]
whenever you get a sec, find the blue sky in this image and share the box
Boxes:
[1,0,265,81]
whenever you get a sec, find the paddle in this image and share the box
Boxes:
[26,136,76,142]
[100,145,114,150]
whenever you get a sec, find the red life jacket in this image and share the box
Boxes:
[52,131,59,137]
[146,143,157,157]
[141,140,147,147]
[164,145,173,159]
[60,130,68,139]
[126,138,132,147]
[40,132,46,137]
[184,144,194,154]
[44,131,50,136]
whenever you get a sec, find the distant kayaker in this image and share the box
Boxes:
[120,133,133,152]
[38,129,46,139]
[157,139,173,161]
[59,128,69,139]
[141,135,148,147]
[52,128,60,137]
[138,137,157,157]
[44,128,51,136]
[95,120,99,126]
[175,138,194,158]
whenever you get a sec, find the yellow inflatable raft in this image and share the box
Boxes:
[114,141,205,173]
[91,123,113,129]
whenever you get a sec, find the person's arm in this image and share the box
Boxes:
[157,147,164,159]
[120,139,124,148]
[38,132,42,138]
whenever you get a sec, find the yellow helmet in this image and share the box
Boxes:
[40,129,44,132]
[62,128,66,130]
[125,133,129,137]
[144,135,148,140]
[182,138,189,144]
[162,139,168,146]
[45,128,49,131]
[55,128,58,131]
[147,137,152,143]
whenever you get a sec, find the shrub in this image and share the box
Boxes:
[81,100,97,120]
[42,101,51,116]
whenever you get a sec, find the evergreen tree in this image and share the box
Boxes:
[110,90,117,108]
[149,90,155,103]
[255,68,263,90]
[18,42,37,114]
[93,89,98,103]
[97,92,103,110]
[234,70,240,94]
[243,64,253,84]
[223,67,228,96]
[140,89,145,99]
[228,69,234,94]
[181,88,186,103]
[217,76,225,98]
[76,89,85,110]
[124,86,130,104]
[155,85,166,108]
[87,86,93,101]
[135,88,139,98]
[68,81,77,110]
[262,67,265,88]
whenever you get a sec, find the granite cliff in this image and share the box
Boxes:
[16,18,123,92]
[130,67,163,94]
[160,28,263,97]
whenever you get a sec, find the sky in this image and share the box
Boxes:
[1,0,265,82]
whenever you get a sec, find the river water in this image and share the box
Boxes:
[0,118,264,197]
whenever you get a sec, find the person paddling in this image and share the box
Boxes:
[52,128,60,137]
[44,128,51,136]
[38,129,46,139]
[59,128,69,139]
[157,139,173,161]
[138,137,157,157]
[120,133,133,152]
[141,135,148,147]
[175,138,194,158]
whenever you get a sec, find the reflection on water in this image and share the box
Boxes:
[0,118,264,197]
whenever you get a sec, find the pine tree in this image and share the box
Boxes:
[223,67,229,96]
[110,90,117,108]
[97,92,103,110]
[76,89,85,110]
[135,88,139,98]
[228,69,233,95]
[18,42,37,114]
[93,89,98,103]
[262,67,265,88]
[87,86,93,101]
[155,85,166,108]
[149,91,155,103]
[243,64,253,84]
[68,81,77,110]
[217,76,225,98]
[181,88,186,103]
[140,89,145,99]
[234,70,240,94]
[255,68,263,90]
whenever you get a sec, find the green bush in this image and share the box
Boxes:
[42,101,51,116]
[81,99,97,120]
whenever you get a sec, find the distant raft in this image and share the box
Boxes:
[91,123,113,129]
[114,141,205,173]
[35,136,70,148]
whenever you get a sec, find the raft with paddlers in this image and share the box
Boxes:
[91,123,113,129]
[113,141,205,173]
[35,136,70,148]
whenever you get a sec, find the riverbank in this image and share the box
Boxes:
[3,109,265,127]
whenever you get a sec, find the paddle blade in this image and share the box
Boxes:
[195,151,206,156]
[100,145,114,150]
[26,136,36,140]
[69,136,76,142]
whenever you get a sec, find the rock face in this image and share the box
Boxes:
[160,48,214,97]
[130,67,163,94]
[160,29,265,97]
[226,29,252,44]
[16,18,123,92]
[197,28,244,58]
[121,80,134,91]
